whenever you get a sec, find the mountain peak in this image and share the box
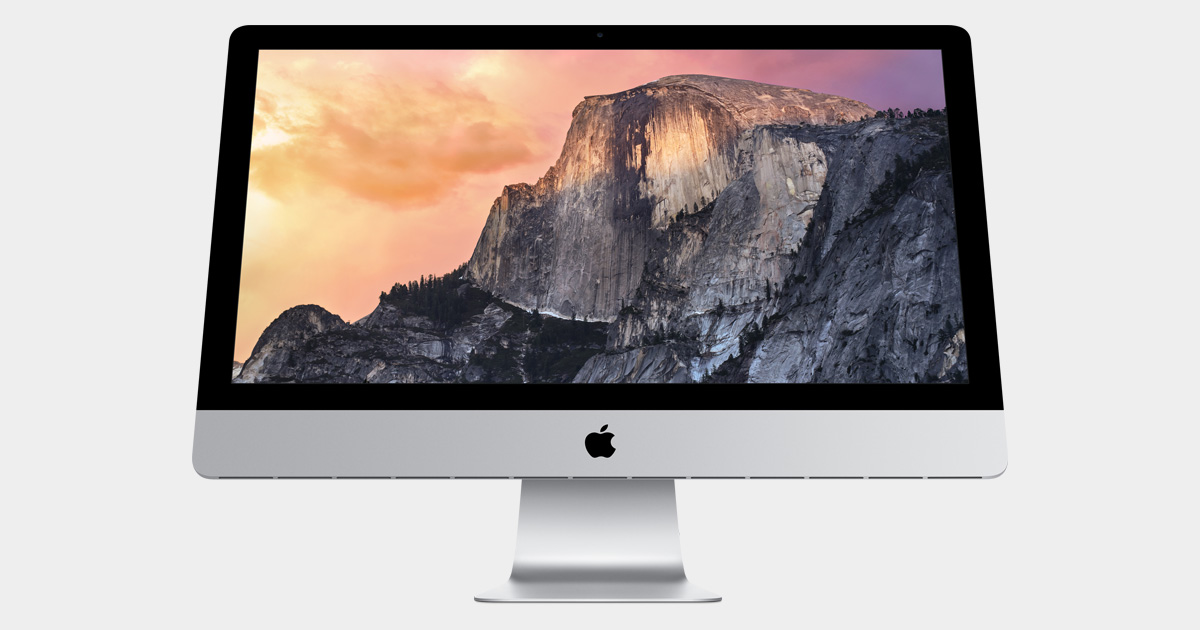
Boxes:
[575,73,874,128]
[579,74,864,109]
[648,73,811,92]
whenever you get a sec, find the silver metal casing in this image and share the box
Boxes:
[193,410,1006,479]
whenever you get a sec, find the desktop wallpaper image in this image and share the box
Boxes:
[233,49,966,384]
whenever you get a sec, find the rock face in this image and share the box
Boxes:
[464,75,875,321]
[237,75,966,384]
[236,305,349,382]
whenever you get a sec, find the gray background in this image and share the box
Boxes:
[3,2,1196,629]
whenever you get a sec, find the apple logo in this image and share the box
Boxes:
[584,424,616,458]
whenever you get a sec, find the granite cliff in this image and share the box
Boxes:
[235,75,966,384]
[464,74,875,321]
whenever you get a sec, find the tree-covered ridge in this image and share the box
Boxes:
[864,106,947,121]
[379,262,492,329]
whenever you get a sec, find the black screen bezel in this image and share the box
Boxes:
[197,25,1003,411]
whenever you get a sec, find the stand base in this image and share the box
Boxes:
[476,578,720,603]
[475,479,720,603]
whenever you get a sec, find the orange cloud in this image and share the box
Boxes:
[249,57,538,209]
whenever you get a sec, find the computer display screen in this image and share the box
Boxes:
[233,50,966,385]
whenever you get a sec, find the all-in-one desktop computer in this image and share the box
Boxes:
[194,26,1005,602]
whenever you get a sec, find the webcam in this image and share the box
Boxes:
[597,32,604,38]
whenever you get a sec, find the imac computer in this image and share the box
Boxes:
[194,26,1006,602]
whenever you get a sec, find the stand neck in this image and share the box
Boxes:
[476,479,720,602]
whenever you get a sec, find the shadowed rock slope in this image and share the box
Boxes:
[234,269,608,384]
[575,115,966,383]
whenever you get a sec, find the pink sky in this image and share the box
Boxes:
[235,49,945,361]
